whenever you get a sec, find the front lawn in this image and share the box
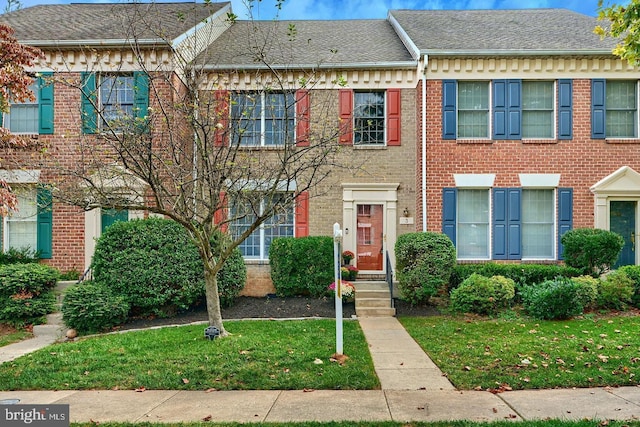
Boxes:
[0,319,378,391]
[400,313,640,390]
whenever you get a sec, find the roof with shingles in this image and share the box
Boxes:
[389,8,618,54]
[0,2,229,45]
[196,19,415,69]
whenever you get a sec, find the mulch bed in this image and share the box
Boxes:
[117,295,441,331]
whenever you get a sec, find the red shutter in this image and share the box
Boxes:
[386,89,401,146]
[295,191,309,237]
[214,90,229,147]
[214,191,228,232]
[338,89,353,145]
[296,89,310,147]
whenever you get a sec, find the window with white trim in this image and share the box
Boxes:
[231,92,295,146]
[521,189,554,258]
[522,81,554,139]
[457,189,490,259]
[606,80,637,138]
[5,186,37,251]
[100,74,135,128]
[5,82,39,134]
[457,82,490,139]
[354,91,385,145]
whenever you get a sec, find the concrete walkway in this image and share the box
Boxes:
[2,315,640,422]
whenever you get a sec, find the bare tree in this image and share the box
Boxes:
[23,2,348,336]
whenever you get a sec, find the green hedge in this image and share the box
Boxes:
[92,218,246,318]
[618,265,640,308]
[561,228,624,276]
[449,274,515,315]
[269,236,333,297]
[395,232,456,305]
[598,270,634,310]
[0,263,59,326]
[522,278,584,320]
[62,282,129,335]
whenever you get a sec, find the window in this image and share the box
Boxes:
[606,80,637,138]
[442,187,573,261]
[100,75,135,127]
[354,92,385,145]
[3,73,54,135]
[457,190,490,259]
[522,81,554,139]
[5,186,38,251]
[229,194,294,259]
[457,82,489,138]
[443,79,571,140]
[231,92,295,146]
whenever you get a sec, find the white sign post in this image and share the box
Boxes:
[333,222,343,355]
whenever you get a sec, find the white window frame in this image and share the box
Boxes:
[522,80,556,140]
[456,188,491,260]
[521,188,557,260]
[4,81,39,135]
[457,81,491,140]
[99,73,135,129]
[353,91,386,146]
[3,185,38,253]
[231,92,296,147]
[605,80,639,139]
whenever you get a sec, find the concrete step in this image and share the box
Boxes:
[356,297,392,308]
[356,289,390,299]
[356,306,396,317]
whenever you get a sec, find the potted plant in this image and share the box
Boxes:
[329,281,356,303]
[342,250,354,265]
[341,265,359,281]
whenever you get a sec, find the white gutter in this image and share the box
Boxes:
[201,61,417,71]
[421,54,428,232]
[423,49,616,57]
[19,39,168,48]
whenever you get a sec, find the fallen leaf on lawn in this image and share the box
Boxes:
[313,358,324,365]
[330,353,349,365]
[303,388,315,392]
[600,334,608,338]
[182,378,190,384]
[464,366,472,371]
[135,387,146,392]
[492,408,498,413]
[598,354,609,363]
[239,350,249,355]
[202,414,212,421]
[556,358,565,365]
[522,377,530,382]
[205,388,217,393]
[505,414,517,419]
[112,386,119,391]
[283,368,290,373]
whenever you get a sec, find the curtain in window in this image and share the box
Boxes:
[8,82,38,133]
[606,80,637,138]
[457,189,489,258]
[522,81,553,138]
[522,189,553,258]
[457,82,489,138]
[6,187,37,250]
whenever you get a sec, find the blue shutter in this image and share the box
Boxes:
[558,79,573,140]
[557,188,573,260]
[493,80,507,139]
[81,72,97,134]
[592,79,606,139]
[38,72,54,135]
[442,188,457,245]
[493,188,521,260]
[442,80,457,139]
[493,80,521,139]
[36,187,53,259]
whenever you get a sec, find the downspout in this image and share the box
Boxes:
[421,54,428,232]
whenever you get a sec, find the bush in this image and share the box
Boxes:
[0,247,40,265]
[561,228,624,276]
[618,265,640,308]
[571,275,599,309]
[598,270,634,310]
[395,232,456,305]
[92,218,246,317]
[449,273,515,315]
[62,282,129,334]
[269,236,333,297]
[0,263,59,326]
[451,263,581,294]
[521,278,583,320]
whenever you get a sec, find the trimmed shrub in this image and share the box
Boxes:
[269,236,333,297]
[598,270,634,310]
[618,265,640,308]
[0,247,40,265]
[0,263,59,326]
[395,232,456,305]
[449,273,515,315]
[451,263,581,293]
[571,275,599,310]
[92,218,246,317]
[561,228,624,276]
[62,282,129,334]
[522,278,583,320]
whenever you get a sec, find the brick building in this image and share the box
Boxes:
[1,4,638,295]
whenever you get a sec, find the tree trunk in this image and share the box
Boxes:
[204,265,228,337]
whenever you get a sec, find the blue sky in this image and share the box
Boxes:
[9,0,606,19]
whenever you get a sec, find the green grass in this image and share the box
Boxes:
[400,313,640,391]
[0,319,378,391]
[0,326,32,347]
[69,421,640,427]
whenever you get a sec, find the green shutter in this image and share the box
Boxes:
[81,72,97,134]
[133,72,149,134]
[38,72,54,134]
[101,208,128,233]
[36,186,53,259]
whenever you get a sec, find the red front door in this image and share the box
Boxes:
[356,204,384,271]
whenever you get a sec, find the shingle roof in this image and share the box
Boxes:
[389,8,618,54]
[0,2,229,45]
[197,19,415,69]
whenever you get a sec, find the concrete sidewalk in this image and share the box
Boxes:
[2,316,640,422]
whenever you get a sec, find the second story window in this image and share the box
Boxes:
[6,82,39,134]
[100,74,135,127]
[231,92,295,146]
[457,82,489,139]
[606,80,637,138]
[522,81,554,139]
[354,92,385,145]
